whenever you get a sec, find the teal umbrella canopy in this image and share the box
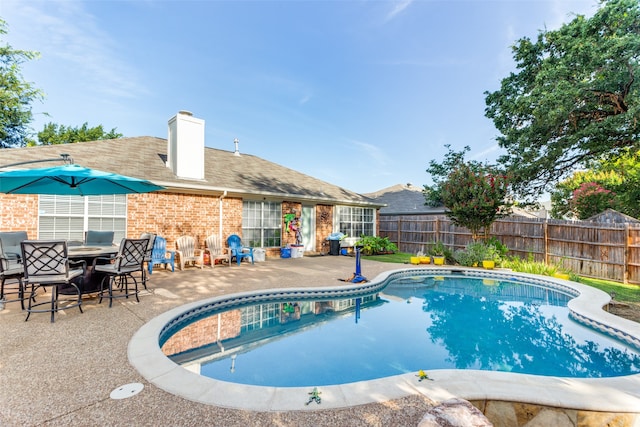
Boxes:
[0,164,164,196]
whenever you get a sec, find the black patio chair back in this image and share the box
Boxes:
[116,238,148,271]
[20,240,85,322]
[0,239,27,310]
[140,233,156,289]
[95,238,147,307]
[85,230,115,246]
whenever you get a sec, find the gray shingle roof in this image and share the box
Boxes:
[586,208,640,224]
[364,184,444,215]
[0,137,381,206]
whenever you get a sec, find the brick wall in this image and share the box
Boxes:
[282,201,302,247]
[1,193,379,257]
[161,309,242,356]
[0,195,39,238]
[316,204,334,253]
[127,192,242,248]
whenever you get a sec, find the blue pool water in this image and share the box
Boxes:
[161,275,640,387]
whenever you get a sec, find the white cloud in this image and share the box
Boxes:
[384,0,414,22]
[2,0,146,99]
[299,94,312,105]
[349,139,388,166]
[469,143,501,163]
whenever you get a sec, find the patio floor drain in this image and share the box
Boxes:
[110,383,144,399]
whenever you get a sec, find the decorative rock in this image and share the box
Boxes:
[418,398,493,427]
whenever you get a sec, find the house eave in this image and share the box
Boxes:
[155,181,383,208]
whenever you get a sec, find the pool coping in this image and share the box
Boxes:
[128,267,640,412]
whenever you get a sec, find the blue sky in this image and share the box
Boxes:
[1,0,596,195]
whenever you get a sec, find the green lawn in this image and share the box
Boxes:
[363,252,640,304]
[578,277,640,303]
[362,252,413,264]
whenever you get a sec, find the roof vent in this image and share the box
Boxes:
[234,138,240,156]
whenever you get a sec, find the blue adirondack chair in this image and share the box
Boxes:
[227,234,254,265]
[148,236,175,273]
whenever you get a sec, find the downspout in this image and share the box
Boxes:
[219,191,227,244]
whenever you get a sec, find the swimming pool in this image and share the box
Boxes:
[159,274,640,387]
[129,267,640,411]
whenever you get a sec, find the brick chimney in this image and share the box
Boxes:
[167,111,205,180]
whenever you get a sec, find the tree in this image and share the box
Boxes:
[34,122,123,145]
[423,144,469,207]
[0,19,45,148]
[484,0,640,202]
[571,182,617,219]
[550,149,640,219]
[425,146,512,240]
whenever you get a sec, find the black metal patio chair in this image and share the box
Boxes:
[0,240,27,310]
[95,238,147,308]
[20,240,85,323]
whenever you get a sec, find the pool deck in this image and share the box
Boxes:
[2,255,640,426]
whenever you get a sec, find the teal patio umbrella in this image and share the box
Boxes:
[0,164,164,196]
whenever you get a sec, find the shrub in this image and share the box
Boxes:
[503,254,578,281]
[427,241,455,263]
[486,237,508,265]
[453,249,475,266]
[454,240,504,267]
[356,235,398,256]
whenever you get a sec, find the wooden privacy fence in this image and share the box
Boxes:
[379,215,640,285]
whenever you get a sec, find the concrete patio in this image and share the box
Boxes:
[2,255,640,426]
[1,256,438,426]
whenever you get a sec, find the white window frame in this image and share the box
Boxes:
[38,194,127,243]
[335,206,375,238]
[240,303,280,331]
[242,200,282,248]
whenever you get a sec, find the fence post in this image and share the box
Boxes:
[435,216,440,243]
[543,220,548,264]
[624,223,630,284]
[397,217,401,250]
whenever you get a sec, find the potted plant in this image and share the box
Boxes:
[481,244,498,269]
[428,241,447,265]
[454,241,501,269]
[355,236,398,256]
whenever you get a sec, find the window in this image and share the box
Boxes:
[242,201,281,247]
[38,195,127,242]
[337,206,375,238]
[240,303,281,331]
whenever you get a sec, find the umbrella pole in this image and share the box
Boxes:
[350,246,367,283]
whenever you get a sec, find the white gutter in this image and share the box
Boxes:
[152,181,382,208]
[219,191,227,243]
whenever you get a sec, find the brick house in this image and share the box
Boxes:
[0,111,383,257]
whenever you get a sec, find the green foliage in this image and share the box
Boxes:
[34,122,123,145]
[427,241,454,263]
[485,0,640,202]
[503,255,579,281]
[0,19,45,148]
[453,240,506,267]
[579,277,640,303]
[423,145,470,207]
[425,146,512,239]
[427,241,447,256]
[452,249,474,267]
[486,237,508,261]
[355,235,398,256]
[503,256,561,276]
[361,251,412,263]
[571,182,617,219]
[551,149,640,219]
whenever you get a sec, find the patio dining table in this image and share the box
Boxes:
[66,245,119,294]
